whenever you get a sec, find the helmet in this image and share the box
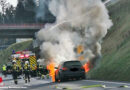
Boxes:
[25,61,29,64]
[12,60,16,63]
[37,59,42,63]
[27,64,30,67]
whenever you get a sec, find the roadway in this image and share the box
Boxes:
[1,74,130,90]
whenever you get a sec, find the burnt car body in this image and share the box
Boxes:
[55,61,85,82]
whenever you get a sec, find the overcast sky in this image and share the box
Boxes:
[0,0,18,12]
[7,0,18,7]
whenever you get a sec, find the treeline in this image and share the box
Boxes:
[0,0,55,24]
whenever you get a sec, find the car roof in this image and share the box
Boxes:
[60,60,80,64]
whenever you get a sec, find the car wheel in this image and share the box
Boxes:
[82,74,86,79]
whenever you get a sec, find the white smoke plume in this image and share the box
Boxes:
[37,0,113,66]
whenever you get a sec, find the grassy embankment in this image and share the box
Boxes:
[88,0,130,81]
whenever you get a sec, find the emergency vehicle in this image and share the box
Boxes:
[11,50,37,76]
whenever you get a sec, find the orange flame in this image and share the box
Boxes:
[83,61,90,73]
[77,45,91,72]
[77,45,84,54]
[47,62,55,82]
[77,45,84,61]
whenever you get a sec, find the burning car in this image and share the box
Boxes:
[55,61,86,82]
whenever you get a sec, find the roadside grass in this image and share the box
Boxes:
[0,40,33,71]
[89,41,130,81]
[88,0,130,81]
[81,85,104,88]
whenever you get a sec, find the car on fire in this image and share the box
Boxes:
[55,61,86,82]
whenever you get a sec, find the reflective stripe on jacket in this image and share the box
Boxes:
[2,66,6,71]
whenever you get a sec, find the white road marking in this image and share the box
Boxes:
[83,80,130,85]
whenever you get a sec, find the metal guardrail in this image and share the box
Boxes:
[0,45,9,48]
[0,24,45,30]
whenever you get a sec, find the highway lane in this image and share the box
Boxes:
[1,73,130,90]
[1,75,130,90]
[24,80,130,90]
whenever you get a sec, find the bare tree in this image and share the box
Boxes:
[0,0,10,23]
[0,0,8,14]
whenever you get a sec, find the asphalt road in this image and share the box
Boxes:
[1,74,130,90]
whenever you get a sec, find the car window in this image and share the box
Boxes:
[64,61,82,67]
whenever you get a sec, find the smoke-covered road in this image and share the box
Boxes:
[1,74,130,90]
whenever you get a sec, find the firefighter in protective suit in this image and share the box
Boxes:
[38,65,45,79]
[23,61,31,83]
[12,60,19,84]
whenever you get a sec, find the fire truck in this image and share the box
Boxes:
[10,50,37,76]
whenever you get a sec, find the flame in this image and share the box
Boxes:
[77,45,84,60]
[76,45,91,72]
[47,62,55,82]
[83,61,90,73]
[77,45,84,54]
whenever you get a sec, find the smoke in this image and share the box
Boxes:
[34,0,49,21]
[37,0,113,67]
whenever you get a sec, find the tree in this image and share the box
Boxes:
[15,1,25,23]
[0,0,8,23]
[4,5,15,23]
[0,13,2,23]
[15,0,36,23]
[0,0,7,14]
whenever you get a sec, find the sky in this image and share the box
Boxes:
[0,0,18,12]
[7,0,18,7]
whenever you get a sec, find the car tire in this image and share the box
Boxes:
[82,74,86,79]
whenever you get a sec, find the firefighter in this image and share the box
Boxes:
[38,65,45,79]
[37,59,41,76]
[2,65,7,77]
[43,65,49,79]
[12,60,19,84]
[23,61,30,83]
